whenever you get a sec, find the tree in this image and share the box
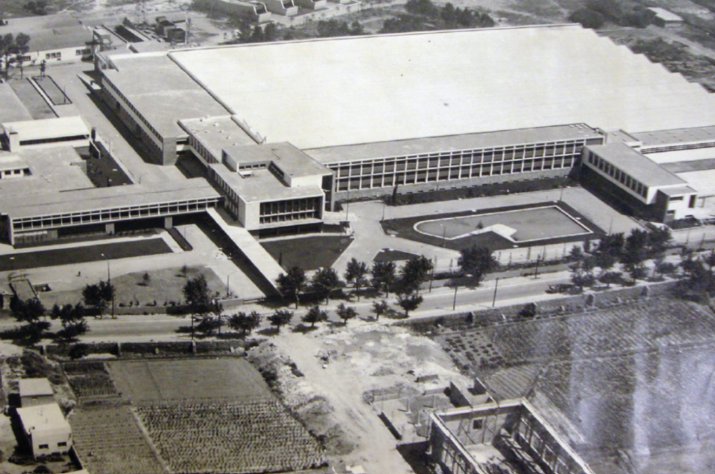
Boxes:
[645,224,671,258]
[372,300,389,321]
[397,292,423,318]
[344,258,368,301]
[569,261,593,291]
[15,33,30,53]
[269,309,293,333]
[263,23,278,41]
[51,303,88,342]
[183,274,211,339]
[310,267,342,303]
[83,280,114,319]
[336,303,357,325]
[229,311,260,336]
[277,266,306,308]
[398,255,433,294]
[458,246,497,286]
[594,250,616,273]
[405,0,438,16]
[598,233,625,258]
[623,229,648,271]
[599,271,622,288]
[569,8,605,29]
[302,305,328,328]
[569,245,584,262]
[10,296,48,344]
[371,261,396,297]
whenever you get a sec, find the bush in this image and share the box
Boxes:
[69,343,89,360]
[569,8,605,29]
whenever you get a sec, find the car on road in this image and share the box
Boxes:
[546,283,578,294]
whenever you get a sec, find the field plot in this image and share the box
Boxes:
[138,401,324,474]
[64,361,119,401]
[108,358,324,474]
[108,358,270,402]
[261,235,353,270]
[415,206,590,242]
[70,405,166,474]
[436,299,715,372]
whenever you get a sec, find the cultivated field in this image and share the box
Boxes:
[138,400,324,474]
[70,404,166,474]
[107,357,325,474]
[64,360,119,401]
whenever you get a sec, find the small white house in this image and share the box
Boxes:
[16,402,72,459]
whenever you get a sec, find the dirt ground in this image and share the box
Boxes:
[249,321,470,473]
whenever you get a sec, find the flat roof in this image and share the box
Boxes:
[648,7,684,22]
[306,124,601,164]
[211,164,323,202]
[166,26,715,149]
[676,170,715,197]
[225,142,331,178]
[2,116,89,141]
[661,158,715,174]
[586,143,686,188]
[0,14,92,51]
[4,178,220,219]
[0,146,93,195]
[17,403,70,435]
[179,116,257,160]
[633,126,715,149]
[645,147,715,164]
[0,83,32,123]
[0,154,29,171]
[19,378,53,398]
[104,54,228,139]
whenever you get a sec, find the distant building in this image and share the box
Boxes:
[202,0,272,22]
[648,7,684,28]
[19,378,54,407]
[263,0,299,16]
[16,403,72,459]
[0,14,92,67]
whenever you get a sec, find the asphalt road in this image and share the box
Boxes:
[0,271,570,342]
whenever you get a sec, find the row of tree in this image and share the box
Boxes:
[382,0,494,33]
[568,225,673,290]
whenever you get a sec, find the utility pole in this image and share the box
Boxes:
[534,256,541,280]
[492,277,499,307]
[452,285,458,310]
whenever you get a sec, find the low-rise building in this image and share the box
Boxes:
[16,402,72,459]
[648,7,684,28]
[1,117,90,152]
[0,14,92,67]
[19,378,54,407]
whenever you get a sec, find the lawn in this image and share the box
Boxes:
[0,238,171,272]
[42,265,223,308]
[415,206,590,242]
[32,75,71,105]
[382,202,602,252]
[373,248,418,263]
[261,235,353,270]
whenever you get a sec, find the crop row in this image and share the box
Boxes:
[70,406,165,474]
[138,401,324,474]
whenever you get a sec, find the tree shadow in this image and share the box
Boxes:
[292,323,318,333]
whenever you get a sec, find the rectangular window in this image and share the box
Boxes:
[58,442,67,447]
[472,419,483,430]
[689,195,696,208]
[39,444,49,449]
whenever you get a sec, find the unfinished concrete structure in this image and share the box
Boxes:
[429,399,594,474]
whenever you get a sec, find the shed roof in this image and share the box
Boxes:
[19,378,53,398]
[17,403,70,436]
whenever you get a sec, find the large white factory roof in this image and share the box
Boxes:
[166,25,715,149]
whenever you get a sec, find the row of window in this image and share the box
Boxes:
[334,156,575,191]
[259,197,321,219]
[586,152,647,199]
[20,134,88,147]
[516,415,584,474]
[641,140,715,154]
[103,78,162,144]
[0,168,29,178]
[13,199,219,230]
